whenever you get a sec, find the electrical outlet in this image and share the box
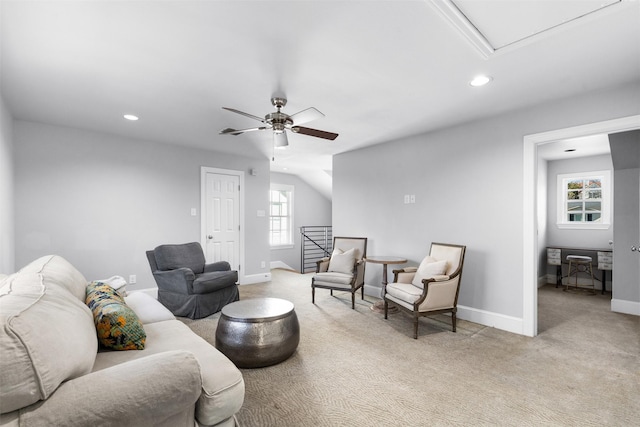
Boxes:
[129,275,137,284]
[404,195,410,204]
[261,261,266,268]
[410,195,416,203]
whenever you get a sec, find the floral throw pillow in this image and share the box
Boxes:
[85,282,146,350]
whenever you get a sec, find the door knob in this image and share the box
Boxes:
[207,235,213,240]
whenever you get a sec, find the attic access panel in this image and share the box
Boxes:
[434,0,621,56]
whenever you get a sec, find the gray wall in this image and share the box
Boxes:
[0,94,14,273]
[333,81,640,322]
[270,172,332,272]
[536,158,548,284]
[13,120,271,290]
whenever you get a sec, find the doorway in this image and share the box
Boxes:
[200,167,244,279]
[522,115,640,337]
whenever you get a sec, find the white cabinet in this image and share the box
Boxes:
[597,251,613,271]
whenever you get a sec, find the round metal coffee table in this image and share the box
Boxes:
[215,297,300,368]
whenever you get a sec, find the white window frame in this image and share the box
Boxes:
[269,184,294,248]
[556,170,611,229]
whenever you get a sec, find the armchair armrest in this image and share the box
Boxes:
[203,261,231,273]
[15,351,202,427]
[392,267,417,284]
[417,275,459,310]
[152,268,195,294]
[316,257,330,273]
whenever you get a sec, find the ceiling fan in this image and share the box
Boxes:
[219,97,338,148]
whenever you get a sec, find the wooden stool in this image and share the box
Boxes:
[564,255,595,294]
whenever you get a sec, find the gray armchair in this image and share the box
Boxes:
[146,242,239,319]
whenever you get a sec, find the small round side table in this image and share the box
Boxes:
[364,256,407,314]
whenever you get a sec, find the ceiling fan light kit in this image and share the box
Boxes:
[219,97,339,155]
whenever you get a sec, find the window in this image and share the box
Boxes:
[269,184,294,247]
[557,170,611,229]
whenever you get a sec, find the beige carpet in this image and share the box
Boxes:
[180,270,640,426]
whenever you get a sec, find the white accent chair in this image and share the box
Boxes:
[384,243,466,339]
[311,237,368,309]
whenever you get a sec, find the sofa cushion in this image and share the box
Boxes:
[18,255,88,302]
[124,291,175,324]
[313,271,354,286]
[92,319,245,426]
[86,282,146,350]
[154,242,205,274]
[0,272,97,414]
[386,281,422,303]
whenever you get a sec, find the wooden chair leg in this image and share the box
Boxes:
[351,293,355,309]
[384,300,388,319]
[452,312,457,332]
[413,316,419,339]
[361,286,364,300]
[312,286,315,304]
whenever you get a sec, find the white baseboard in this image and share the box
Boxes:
[240,272,271,285]
[365,283,525,335]
[456,305,524,335]
[611,298,640,316]
[539,276,550,288]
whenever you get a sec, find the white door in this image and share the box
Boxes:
[203,171,240,271]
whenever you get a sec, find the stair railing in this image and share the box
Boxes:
[300,226,333,273]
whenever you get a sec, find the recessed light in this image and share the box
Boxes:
[123,114,139,121]
[470,75,492,87]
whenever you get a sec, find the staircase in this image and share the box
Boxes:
[300,226,332,273]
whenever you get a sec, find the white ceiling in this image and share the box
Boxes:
[538,134,610,161]
[2,0,639,194]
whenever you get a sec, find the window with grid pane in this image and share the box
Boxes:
[557,171,611,229]
[270,184,294,246]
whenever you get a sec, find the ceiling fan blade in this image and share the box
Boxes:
[221,107,265,123]
[289,107,324,125]
[291,126,338,140]
[219,126,268,136]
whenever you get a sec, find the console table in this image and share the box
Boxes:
[547,246,612,294]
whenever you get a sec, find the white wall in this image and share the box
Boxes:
[270,172,332,272]
[0,94,14,273]
[14,120,271,289]
[333,81,640,332]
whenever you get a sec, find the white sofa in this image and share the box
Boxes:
[0,255,244,427]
